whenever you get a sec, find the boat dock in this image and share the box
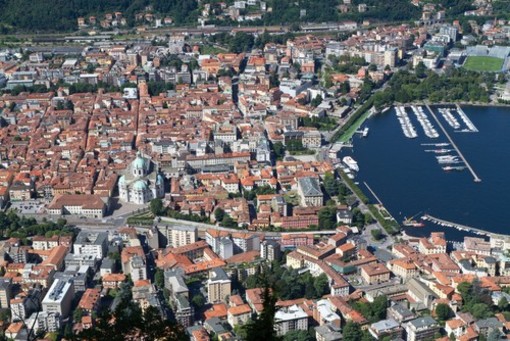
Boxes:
[363,181,383,205]
[425,104,482,182]
[456,104,478,132]
[422,214,505,238]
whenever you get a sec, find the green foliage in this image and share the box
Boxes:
[343,322,363,341]
[0,0,197,32]
[228,32,255,53]
[328,55,368,74]
[191,294,206,309]
[214,208,225,222]
[318,206,337,230]
[244,262,329,300]
[166,209,209,223]
[435,303,454,321]
[302,116,337,131]
[154,268,164,288]
[372,68,493,108]
[149,198,165,216]
[283,330,313,341]
[370,228,383,241]
[147,81,175,96]
[272,141,285,161]
[76,302,187,341]
[243,285,279,341]
[0,210,76,240]
[311,95,323,107]
[458,281,494,319]
[353,295,388,323]
[323,172,340,197]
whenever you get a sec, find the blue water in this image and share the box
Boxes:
[347,105,510,241]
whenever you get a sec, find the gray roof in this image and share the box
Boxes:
[298,177,322,197]
[371,318,400,333]
[209,268,229,282]
[315,324,342,341]
[408,316,438,329]
[75,231,108,246]
[389,303,415,319]
[476,317,503,329]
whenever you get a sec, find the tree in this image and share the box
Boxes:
[149,198,165,216]
[311,94,323,107]
[76,303,186,341]
[343,322,363,341]
[272,142,285,161]
[154,268,164,289]
[244,285,279,341]
[323,172,340,197]
[435,303,453,321]
[415,62,427,79]
[214,208,225,222]
[192,294,205,309]
[313,273,329,297]
[318,206,337,230]
[471,303,492,319]
[498,296,509,311]
[371,229,383,241]
[283,330,312,341]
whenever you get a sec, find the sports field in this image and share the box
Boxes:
[463,56,504,72]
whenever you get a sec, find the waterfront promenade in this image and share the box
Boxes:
[425,104,482,182]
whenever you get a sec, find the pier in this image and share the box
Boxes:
[425,104,482,182]
[422,214,506,238]
[363,181,383,205]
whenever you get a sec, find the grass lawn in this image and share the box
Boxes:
[463,56,504,72]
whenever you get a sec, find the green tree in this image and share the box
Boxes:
[371,229,383,241]
[149,198,165,216]
[318,206,337,230]
[154,268,164,289]
[244,286,279,341]
[214,208,225,222]
[313,273,329,297]
[435,303,453,321]
[311,94,323,107]
[323,172,340,197]
[272,142,286,161]
[192,294,206,309]
[343,322,363,341]
[498,296,509,311]
[283,330,312,341]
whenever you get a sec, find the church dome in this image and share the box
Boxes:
[132,154,147,170]
[133,180,148,191]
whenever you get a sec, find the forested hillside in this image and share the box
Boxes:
[0,0,197,32]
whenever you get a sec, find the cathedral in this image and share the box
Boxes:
[118,153,165,204]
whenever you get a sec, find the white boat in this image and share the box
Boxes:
[342,156,359,172]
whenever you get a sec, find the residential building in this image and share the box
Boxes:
[260,240,282,261]
[404,316,440,341]
[274,304,308,336]
[207,268,231,304]
[42,279,75,318]
[73,231,108,259]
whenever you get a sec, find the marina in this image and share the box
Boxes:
[410,105,439,138]
[395,106,418,138]
[349,105,510,239]
[438,108,461,129]
[456,104,479,132]
[425,104,482,182]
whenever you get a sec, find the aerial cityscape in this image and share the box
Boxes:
[0,0,509,340]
